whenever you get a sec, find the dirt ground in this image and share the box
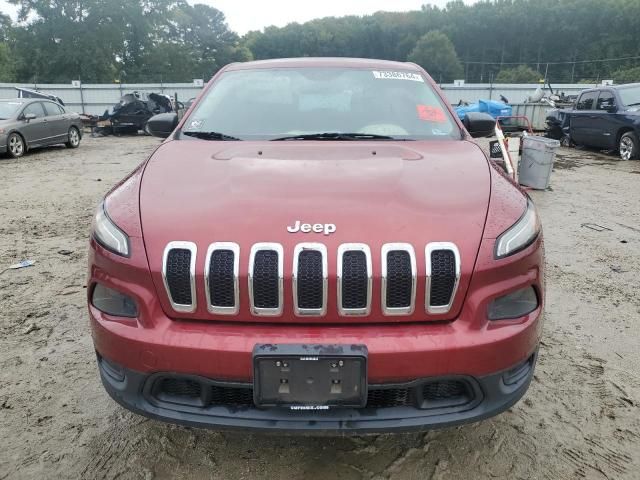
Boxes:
[1,135,639,480]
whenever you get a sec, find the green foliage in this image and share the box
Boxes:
[2,0,640,83]
[495,65,542,83]
[245,0,640,84]
[612,66,640,84]
[0,43,16,82]
[407,31,463,83]
[4,0,247,82]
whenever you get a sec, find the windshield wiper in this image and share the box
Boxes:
[183,131,241,141]
[271,132,408,141]
[625,102,640,107]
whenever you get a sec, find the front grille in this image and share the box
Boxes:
[208,250,235,307]
[339,245,371,315]
[430,250,456,306]
[382,244,416,315]
[426,244,460,313]
[160,378,202,398]
[205,243,240,314]
[161,241,461,318]
[209,385,254,406]
[253,251,279,308]
[250,244,283,315]
[295,247,325,313]
[163,242,196,311]
[423,380,466,401]
[151,375,476,411]
[366,388,411,408]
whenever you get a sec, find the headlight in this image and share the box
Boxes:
[91,283,138,317]
[488,286,538,320]
[495,199,540,258]
[93,202,130,257]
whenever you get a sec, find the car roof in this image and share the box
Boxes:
[225,57,420,72]
[615,83,640,90]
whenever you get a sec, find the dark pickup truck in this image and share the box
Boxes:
[546,83,640,160]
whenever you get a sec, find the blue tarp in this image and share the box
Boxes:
[455,99,512,120]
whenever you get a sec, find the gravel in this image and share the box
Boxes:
[0,136,638,479]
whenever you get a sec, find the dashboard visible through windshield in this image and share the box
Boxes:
[182,68,460,141]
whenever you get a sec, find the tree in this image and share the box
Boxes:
[0,14,16,81]
[612,66,640,84]
[0,43,16,82]
[407,31,463,83]
[495,65,542,83]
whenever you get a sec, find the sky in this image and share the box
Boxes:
[0,0,475,35]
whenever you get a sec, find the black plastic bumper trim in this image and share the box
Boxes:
[96,349,538,434]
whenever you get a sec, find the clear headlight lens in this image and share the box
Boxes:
[92,283,138,318]
[93,202,129,257]
[488,286,538,320]
[495,199,540,258]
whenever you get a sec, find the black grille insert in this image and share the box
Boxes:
[208,249,236,308]
[341,250,368,310]
[429,250,457,307]
[385,250,413,308]
[296,250,324,310]
[160,378,202,399]
[151,376,476,411]
[367,388,411,408]
[166,248,193,305]
[252,250,280,309]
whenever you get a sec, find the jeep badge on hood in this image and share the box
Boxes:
[287,221,337,235]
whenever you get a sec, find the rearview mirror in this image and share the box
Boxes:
[23,113,37,122]
[463,112,495,138]
[146,113,178,138]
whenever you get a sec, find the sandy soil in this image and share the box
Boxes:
[0,136,639,480]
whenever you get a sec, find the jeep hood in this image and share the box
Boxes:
[140,139,491,323]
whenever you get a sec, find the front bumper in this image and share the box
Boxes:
[98,350,537,434]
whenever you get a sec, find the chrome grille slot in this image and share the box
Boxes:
[293,243,327,316]
[162,241,197,313]
[205,243,240,315]
[381,244,416,315]
[249,243,283,316]
[425,243,460,314]
[338,244,372,316]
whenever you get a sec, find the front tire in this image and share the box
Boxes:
[66,126,81,148]
[7,133,25,158]
[619,132,639,160]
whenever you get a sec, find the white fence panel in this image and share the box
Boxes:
[0,81,596,116]
[0,83,204,115]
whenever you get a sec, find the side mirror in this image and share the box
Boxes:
[145,113,178,138]
[23,113,37,122]
[606,104,618,113]
[463,112,495,138]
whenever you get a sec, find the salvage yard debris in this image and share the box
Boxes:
[1,259,35,275]
[89,92,179,136]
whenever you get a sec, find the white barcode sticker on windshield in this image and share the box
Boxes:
[372,71,424,82]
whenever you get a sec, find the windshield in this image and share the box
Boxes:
[618,86,640,106]
[0,101,22,120]
[183,68,459,141]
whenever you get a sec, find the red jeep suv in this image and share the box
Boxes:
[88,58,544,433]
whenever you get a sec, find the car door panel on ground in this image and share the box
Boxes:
[19,102,49,146]
[42,101,71,142]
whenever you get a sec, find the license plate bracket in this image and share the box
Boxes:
[253,344,368,408]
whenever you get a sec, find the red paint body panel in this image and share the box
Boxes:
[139,139,490,323]
[89,233,543,383]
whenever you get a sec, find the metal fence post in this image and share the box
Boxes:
[79,80,86,114]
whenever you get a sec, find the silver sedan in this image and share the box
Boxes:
[0,98,83,158]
